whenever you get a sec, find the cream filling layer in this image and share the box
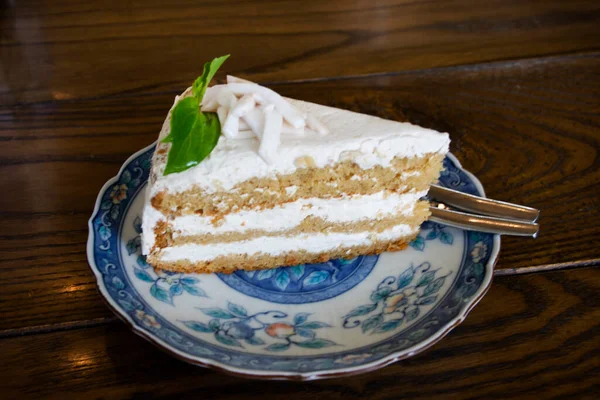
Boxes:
[171,190,427,238]
[159,224,417,262]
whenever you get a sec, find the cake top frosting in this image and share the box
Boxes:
[149,90,450,195]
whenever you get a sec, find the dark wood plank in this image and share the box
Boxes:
[1,268,598,399]
[1,52,599,332]
[2,0,600,104]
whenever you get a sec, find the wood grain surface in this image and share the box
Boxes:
[2,52,599,333]
[2,0,600,104]
[1,267,598,399]
[1,0,599,397]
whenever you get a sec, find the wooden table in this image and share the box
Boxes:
[1,1,599,398]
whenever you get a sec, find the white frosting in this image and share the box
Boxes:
[141,198,164,255]
[142,91,449,257]
[148,94,450,196]
[159,224,417,262]
[171,190,426,238]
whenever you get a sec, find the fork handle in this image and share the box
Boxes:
[429,185,540,222]
[429,207,539,237]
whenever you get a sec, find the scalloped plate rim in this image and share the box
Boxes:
[87,142,500,380]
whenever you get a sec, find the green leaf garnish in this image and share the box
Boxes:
[192,54,230,100]
[163,98,221,175]
[162,55,230,175]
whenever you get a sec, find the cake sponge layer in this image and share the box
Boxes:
[148,225,418,274]
[157,200,430,247]
[149,153,443,218]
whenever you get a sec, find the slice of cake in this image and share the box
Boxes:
[142,56,449,274]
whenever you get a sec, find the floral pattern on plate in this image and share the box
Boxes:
[343,262,451,334]
[218,255,379,304]
[182,303,336,352]
[409,221,454,251]
[87,143,499,380]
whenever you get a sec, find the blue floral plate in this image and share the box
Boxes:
[87,143,499,380]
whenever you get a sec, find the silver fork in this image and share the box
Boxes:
[427,185,540,237]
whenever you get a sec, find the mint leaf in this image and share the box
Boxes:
[192,54,230,101]
[163,96,199,144]
[162,55,229,175]
[164,108,221,175]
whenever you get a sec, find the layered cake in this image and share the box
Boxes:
[142,56,449,273]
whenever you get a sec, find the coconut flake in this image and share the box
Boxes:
[204,85,229,108]
[216,106,229,129]
[201,97,219,112]
[230,94,255,117]
[258,105,282,164]
[252,93,267,105]
[217,87,238,108]
[222,114,239,139]
[239,119,251,131]
[203,85,221,103]
[197,80,328,162]
[227,75,255,84]
[235,130,255,139]
[242,107,265,138]
[226,83,306,129]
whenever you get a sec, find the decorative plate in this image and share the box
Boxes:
[87,143,499,380]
